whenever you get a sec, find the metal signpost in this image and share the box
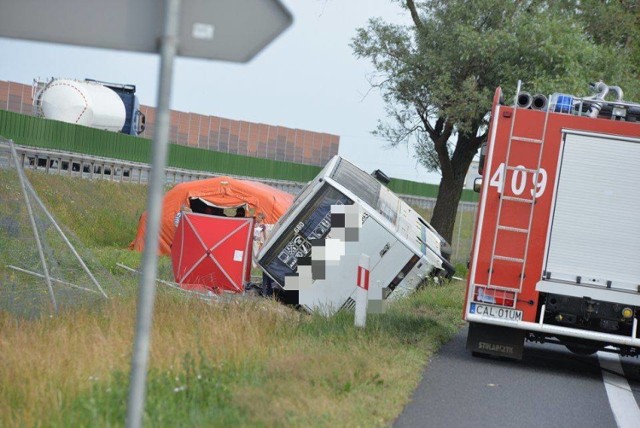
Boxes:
[0,1,292,426]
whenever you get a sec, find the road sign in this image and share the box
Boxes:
[0,0,292,62]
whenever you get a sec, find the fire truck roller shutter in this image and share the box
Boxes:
[544,131,640,294]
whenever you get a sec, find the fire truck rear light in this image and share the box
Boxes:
[622,307,634,319]
[474,286,516,307]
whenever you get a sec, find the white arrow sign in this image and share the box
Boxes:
[0,0,292,62]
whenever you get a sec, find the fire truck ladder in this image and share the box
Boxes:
[487,81,551,300]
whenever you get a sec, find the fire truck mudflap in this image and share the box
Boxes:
[467,322,526,359]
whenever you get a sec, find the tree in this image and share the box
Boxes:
[352,0,640,246]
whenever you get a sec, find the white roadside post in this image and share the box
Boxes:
[355,253,370,328]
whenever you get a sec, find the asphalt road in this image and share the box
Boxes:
[395,327,640,428]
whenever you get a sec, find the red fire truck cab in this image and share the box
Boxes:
[464,81,640,359]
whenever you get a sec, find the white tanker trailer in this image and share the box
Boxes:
[33,78,145,135]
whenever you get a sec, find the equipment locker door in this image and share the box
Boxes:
[544,131,640,293]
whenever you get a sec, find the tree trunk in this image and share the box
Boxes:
[430,173,465,246]
[429,134,479,251]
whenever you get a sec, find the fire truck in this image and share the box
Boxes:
[464,81,640,359]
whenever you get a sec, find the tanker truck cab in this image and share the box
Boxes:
[464,81,640,359]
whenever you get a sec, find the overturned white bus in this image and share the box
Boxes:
[256,156,454,313]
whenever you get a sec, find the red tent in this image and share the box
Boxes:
[171,212,254,294]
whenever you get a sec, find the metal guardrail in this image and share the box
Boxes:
[0,138,476,211]
[0,138,478,262]
[0,140,306,194]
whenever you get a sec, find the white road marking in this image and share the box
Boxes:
[598,351,640,428]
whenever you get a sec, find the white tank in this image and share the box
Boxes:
[37,79,126,132]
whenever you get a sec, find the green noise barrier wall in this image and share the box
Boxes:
[0,109,478,202]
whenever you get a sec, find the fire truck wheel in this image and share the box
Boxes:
[564,342,599,356]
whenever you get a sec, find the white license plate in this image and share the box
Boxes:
[470,303,522,322]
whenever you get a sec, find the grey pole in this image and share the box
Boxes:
[125,0,181,426]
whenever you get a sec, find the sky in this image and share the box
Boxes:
[0,0,442,184]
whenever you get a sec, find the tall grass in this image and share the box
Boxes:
[0,169,467,426]
[0,282,465,427]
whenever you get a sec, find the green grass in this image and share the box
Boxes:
[1,284,466,427]
[0,169,467,427]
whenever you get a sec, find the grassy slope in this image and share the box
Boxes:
[0,170,466,427]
